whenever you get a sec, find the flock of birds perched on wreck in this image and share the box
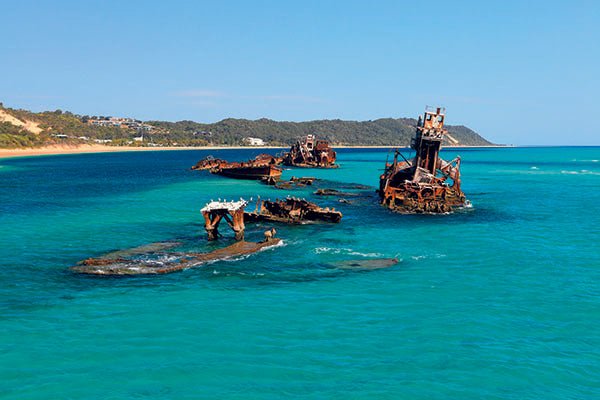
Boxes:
[72,107,469,275]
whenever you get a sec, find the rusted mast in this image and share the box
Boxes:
[413,106,445,176]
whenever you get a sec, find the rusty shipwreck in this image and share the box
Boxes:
[191,154,282,181]
[282,134,338,168]
[245,197,342,224]
[378,107,467,213]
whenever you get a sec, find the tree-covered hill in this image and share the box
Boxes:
[0,102,493,148]
[148,117,492,146]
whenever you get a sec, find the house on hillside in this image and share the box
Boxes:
[244,137,265,146]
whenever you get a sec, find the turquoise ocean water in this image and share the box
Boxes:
[0,147,598,399]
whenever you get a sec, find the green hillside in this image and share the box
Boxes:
[0,103,493,148]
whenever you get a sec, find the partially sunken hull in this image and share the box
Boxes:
[192,154,282,181]
[245,198,342,224]
[218,165,282,180]
[71,239,282,275]
[378,107,467,214]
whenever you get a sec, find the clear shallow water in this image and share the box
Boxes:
[0,147,598,399]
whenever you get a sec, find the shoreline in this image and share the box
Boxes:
[0,144,508,160]
[0,144,285,159]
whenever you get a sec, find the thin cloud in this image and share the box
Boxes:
[171,89,227,98]
[250,95,325,104]
[171,89,324,103]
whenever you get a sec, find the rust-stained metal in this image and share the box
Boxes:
[282,135,338,168]
[378,107,467,213]
[192,154,283,181]
[245,197,342,224]
[201,199,248,241]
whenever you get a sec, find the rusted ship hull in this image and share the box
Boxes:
[378,107,467,214]
[282,134,338,168]
[218,165,282,180]
[192,154,282,181]
[380,183,466,214]
[245,198,342,224]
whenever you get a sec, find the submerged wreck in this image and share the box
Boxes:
[71,238,281,275]
[192,154,282,181]
[72,199,283,276]
[282,134,338,168]
[378,107,467,213]
[245,197,342,224]
[273,176,317,189]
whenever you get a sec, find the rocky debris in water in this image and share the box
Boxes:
[332,258,399,270]
[274,176,317,189]
[71,238,282,275]
[314,188,359,197]
[245,197,342,224]
[290,176,316,185]
[337,183,372,190]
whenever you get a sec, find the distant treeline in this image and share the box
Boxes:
[0,103,492,148]
[148,117,492,146]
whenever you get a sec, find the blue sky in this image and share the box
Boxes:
[1,0,598,145]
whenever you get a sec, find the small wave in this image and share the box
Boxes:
[530,166,539,170]
[348,251,384,257]
[222,254,252,263]
[411,254,447,261]
[572,159,599,162]
[315,247,342,254]
[314,247,382,257]
[560,170,600,175]
[203,241,286,265]
[260,240,286,251]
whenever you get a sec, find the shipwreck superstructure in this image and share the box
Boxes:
[282,135,338,168]
[378,107,466,213]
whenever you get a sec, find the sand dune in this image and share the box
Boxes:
[0,109,43,134]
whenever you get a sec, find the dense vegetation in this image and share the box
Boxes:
[0,103,492,148]
[0,122,48,148]
[148,117,492,146]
